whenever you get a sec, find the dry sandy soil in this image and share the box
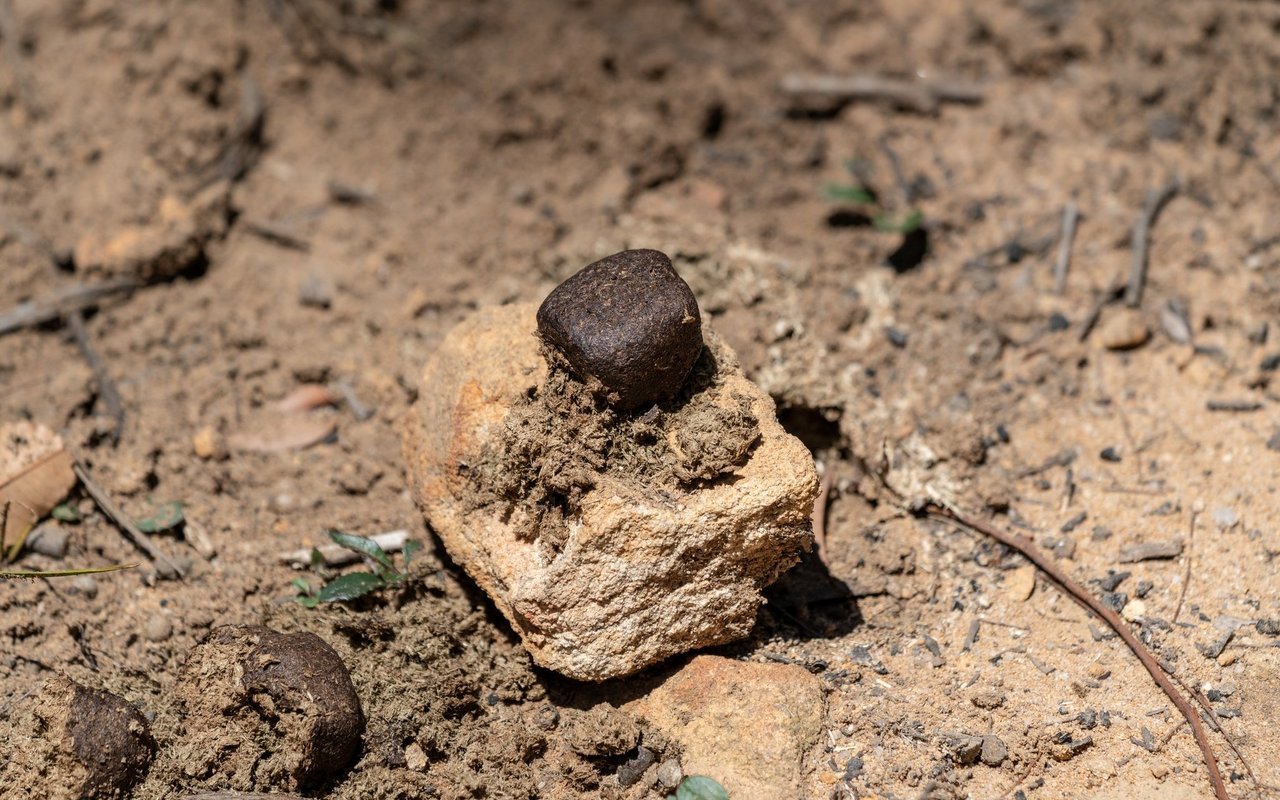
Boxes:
[3,1,1280,798]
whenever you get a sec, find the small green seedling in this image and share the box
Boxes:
[135,501,184,534]
[294,530,423,607]
[824,158,924,234]
[672,775,729,800]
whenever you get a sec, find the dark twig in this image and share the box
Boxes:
[192,75,266,193]
[1126,178,1181,308]
[73,461,186,579]
[0,277,138,337]
[1053,202,1079,295]
[780,73,984,114]
[1078,284,1125,342]
[243,219,311,251]
[66,310,125,446]
[926,504,1228,800]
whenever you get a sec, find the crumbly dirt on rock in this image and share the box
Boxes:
[471,332,760,545]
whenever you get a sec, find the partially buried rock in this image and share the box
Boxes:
[170,625,364,792]
[404,296,818,680]
[0,676,155,800]
[537,249,702,410]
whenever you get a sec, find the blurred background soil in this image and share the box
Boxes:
[3,1,1280,798]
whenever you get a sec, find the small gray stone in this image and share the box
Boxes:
[655,758,683,789]
[299,271,335,309]
[1118,540,1183,563]
[616,746,655,787]
[536,249,703,410]
[26,523,69,558]
[69,575,98,599]
[143,614,172,643]
[1212,506,1238,529]
[949,734,983,765]
[980,735,1008,766]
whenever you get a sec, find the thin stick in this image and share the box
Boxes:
[1053,202,1079,295]
[278,529,409,568]
[925,504,1228,800]
[66,310,125,446]
[1126,178,1181,308]
[0,277,138,337]
[1173,509,1196,624]
[812,467,832,563]
[73,462,186,578]
[780,73,984,114]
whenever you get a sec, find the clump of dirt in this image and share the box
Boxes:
[473,330,761,546]
[156,624,363,794]
[0,676,155,800]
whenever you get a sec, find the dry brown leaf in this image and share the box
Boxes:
[0,421,76,556]
[275,384,337,413]
[227,413,337,453]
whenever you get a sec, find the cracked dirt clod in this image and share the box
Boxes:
[168,625,364,793]
[404,302,818,680]
[0,675,156,800]
[536,248,703,410]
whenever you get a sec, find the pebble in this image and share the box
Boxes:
[980,735,1008,766]
[655,758,683,789]
[1100,446,1122,462]
[1212,506,1238,529]
[1217,651,1239,667]
[404,742,427,772]
[192,426,221,459]
[1099,309,1151,350]
[26,523,69,558]
[1118,540,1183,562]
[1121,598,1147,622]
[69,575,98,599]
[1005,565,1036,602]
[616,746,656,787]
[536,249,703,410]
[1087,663,1111,680]
[1257,619,1280,636]
[143,614,173,643]
[971,689,1007,709]
[299,271,335,309]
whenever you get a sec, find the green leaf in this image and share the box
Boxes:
[675,776,729,800]
[823,184,874,204]
[309,547,324,569]
[51,504,81,523]
[327,530,394,570]
[291,577,312,594]
[873,209,924,233]
[403,539,423,567]
[135,502,184,534]
[297,595,320,608]
[316,571,385,603]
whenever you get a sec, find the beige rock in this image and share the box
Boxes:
[1099,308,1151,351]
[1006,564,1036,601]
[624,655,825,800]
[403,303,818,681]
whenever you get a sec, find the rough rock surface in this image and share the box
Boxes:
[403,302,817,681]
[0,675,156,800]
[624,655,826,800]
